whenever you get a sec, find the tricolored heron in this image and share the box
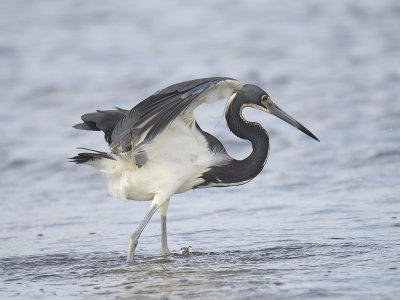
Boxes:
[71,77,319,262]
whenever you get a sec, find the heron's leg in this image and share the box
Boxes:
[161,214,171,256]
[127,205,157,262]
[159,199,171,256]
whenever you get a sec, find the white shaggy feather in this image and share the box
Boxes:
[90,117,230,202]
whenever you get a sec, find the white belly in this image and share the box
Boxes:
[91,118,229,201]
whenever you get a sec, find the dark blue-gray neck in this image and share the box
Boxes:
[198,93,270,187]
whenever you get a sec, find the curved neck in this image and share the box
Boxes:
[225,96,270,182]
[198,95,270,187]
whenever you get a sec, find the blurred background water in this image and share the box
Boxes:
[1,0,399,299]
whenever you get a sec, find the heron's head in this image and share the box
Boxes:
[237,84,319,141]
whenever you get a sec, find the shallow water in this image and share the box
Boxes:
[1,0,400,299]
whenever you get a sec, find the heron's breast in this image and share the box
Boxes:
[107,118,229,200]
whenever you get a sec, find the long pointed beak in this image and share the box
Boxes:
[267,102,319,141]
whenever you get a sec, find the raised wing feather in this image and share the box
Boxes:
[110,77,242,152]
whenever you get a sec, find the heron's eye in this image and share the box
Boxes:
[261,95,270,106]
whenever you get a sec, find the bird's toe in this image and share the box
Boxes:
[160,247,171,256]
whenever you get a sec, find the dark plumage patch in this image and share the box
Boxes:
[69,148,115,164]
[195,122,227,154]
[73,108,128,144]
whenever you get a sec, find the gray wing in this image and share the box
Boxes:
[110,77,242,152]
[73,108,129,144]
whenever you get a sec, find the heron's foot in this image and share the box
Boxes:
[160,246,171,256]
[127,233,139,263]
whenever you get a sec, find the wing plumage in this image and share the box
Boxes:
[73,108,128,144]
[110,77,242,152]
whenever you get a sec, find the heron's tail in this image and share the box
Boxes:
[69,148,115,164]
